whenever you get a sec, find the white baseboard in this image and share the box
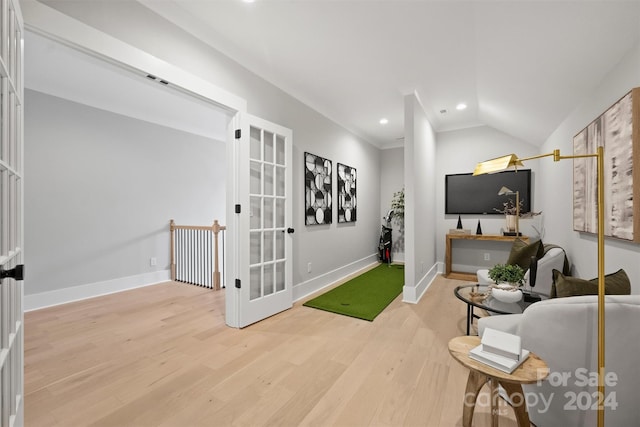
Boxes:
[26,257,432,311]
[25,270,171,311]
[402,262,439,304]
[293,253,379,302]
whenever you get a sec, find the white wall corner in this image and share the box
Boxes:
[293,254,379,302]
[392,252,405,263]
[402,262,438,304]
[24,270,171,311]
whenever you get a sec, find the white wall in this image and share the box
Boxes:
[24,89,226,304]
[379,147,404,261]
[403,94,437,302]
[32,1,381,302]
[290,120,380,298]
[539,40,640,292]
[435,125,541,273]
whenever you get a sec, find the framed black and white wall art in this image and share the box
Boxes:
[337,163,357,223]
[573,87,640,242]
[305,152,332,225]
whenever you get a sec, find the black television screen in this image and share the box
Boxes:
[445,170,531,215]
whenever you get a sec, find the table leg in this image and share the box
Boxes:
[499,381,531,427]
[490,378,499,427]
[466,304,472,335]
[462,370,489,427]
[445,235,452,276]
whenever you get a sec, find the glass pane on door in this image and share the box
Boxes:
[250,266,261,300]
[276,262,285,292]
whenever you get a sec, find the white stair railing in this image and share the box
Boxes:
[170,219,226,290]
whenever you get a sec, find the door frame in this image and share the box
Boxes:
[22,2,251,326]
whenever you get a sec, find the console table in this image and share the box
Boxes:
[445,234,528,281]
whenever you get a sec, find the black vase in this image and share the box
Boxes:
[476,220,482,235]
[456,215,463,229]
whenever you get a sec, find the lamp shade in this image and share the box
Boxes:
[473,154,524,176]
[498,186,515,196]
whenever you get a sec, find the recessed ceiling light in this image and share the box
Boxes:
[243,0,255,3]
[379,118,389,125]
[456,103,467,111]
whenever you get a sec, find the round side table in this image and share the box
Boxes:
[448,335,549,427]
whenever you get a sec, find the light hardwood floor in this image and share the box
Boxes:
[25,271,519,426]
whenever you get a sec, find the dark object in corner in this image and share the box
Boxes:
[524,254,541,302]
[524,293,542,303]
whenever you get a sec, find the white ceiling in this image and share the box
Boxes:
[141,0,640,149]
[25,30,229,142]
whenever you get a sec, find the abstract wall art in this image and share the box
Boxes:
[337,163,357,223]
[305,152,332,225]
[573,88,640,242]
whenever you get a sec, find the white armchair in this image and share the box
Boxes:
[478,295,640,426]
[477,246,566,297]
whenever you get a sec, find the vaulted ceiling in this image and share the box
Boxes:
[140,0,640,148]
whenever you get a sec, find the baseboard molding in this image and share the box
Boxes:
[26,257,429,311]
[402,262,439,304]
[25,270,171,311]
[293,254,379,302]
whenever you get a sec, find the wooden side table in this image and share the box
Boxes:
[448,336,549,427]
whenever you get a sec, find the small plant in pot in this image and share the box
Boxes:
[487,264,526,303]
[488,263,525,286]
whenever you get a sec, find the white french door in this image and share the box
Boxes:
[226,113,293,328]
[0,0,23,425]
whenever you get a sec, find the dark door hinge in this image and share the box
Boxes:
[235,204,241,214]
[235,279,241,289]
[235,129,241,139]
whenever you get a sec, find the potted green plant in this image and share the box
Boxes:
[488,263,525,286]
[487,264,525,303]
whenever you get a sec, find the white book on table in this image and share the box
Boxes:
[469,345,530,374]
[481,327,522,361]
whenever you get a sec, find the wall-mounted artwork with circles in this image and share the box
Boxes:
[337,163,357,223]
[305,152,332,225]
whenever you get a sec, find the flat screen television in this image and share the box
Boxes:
[445,170,532,215]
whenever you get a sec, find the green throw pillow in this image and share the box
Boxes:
[551,269,631,298]
[507,239,544,271]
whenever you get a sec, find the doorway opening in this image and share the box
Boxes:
[24,30,232,309]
